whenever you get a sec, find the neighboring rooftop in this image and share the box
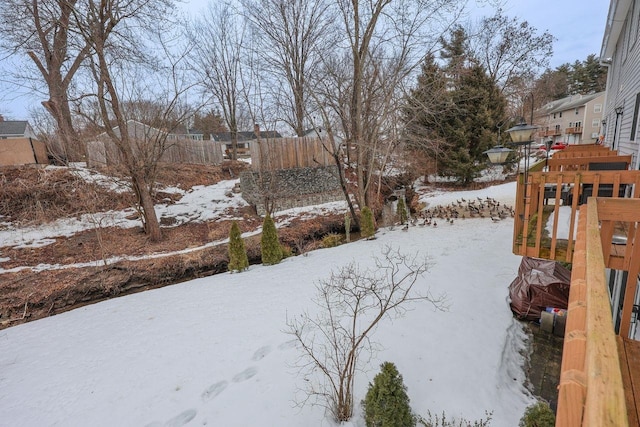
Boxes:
[538,92,605,115]
[0,120,30,137]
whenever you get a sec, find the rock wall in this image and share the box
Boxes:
[240,165,344,215]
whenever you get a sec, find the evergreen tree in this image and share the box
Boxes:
[396,197,408,225]
[362,362,415,427]
[261,214,283,265]
[403,27,506,185]
[228,221,249,272]
[519,401,555,427]
[360,206,375,239]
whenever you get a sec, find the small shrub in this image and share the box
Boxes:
[322,233,343,248]
[360,206,376,239]
[261,214,283,265]
[396,197,408,225]
[227,221,249,272]
[519,402,554,427]
[363,361,415,427]
[418,410,493,427]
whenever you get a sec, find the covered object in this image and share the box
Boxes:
[508,257,571,321]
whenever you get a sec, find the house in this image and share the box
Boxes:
[534,92,605,145]
[600,0,640,170]
[0,116,48,166]
[0,116,38,140]
[211,130,282,157]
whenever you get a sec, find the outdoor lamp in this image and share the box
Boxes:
[484,146,513,164]
[505,122,538,145]
[505,120,538,186]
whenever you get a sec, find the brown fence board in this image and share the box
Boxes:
[250,136,335,170]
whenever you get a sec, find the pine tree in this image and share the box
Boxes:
[228,221,249,272]
[261,214,283,265]
[396,197,408,225]
[363,362,415,427]
[360,206,375,239]
[403,27,506,185]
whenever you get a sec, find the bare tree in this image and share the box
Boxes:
[188,2,248,161]
[306,0,462,216]
[286,246,446,422]
[242,0,333,136]
[74,0,193,241]
[0,0,90,162]
[468,9,554,97]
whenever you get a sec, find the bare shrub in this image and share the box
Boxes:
[286,246,446,422]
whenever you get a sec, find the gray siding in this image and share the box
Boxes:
[603,0,640,169]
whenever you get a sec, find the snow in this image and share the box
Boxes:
[0,180,535,426]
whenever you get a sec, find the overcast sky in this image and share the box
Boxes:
[0,0,611,120]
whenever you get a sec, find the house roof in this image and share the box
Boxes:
[540,92,605,115]
[0,121,29,136]
[211,131,282,142]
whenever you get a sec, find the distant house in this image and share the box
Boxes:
[302,127,327,138]
[211,130,282,157]
[534,92,605,145]
[0,116,47,166]
[0,117,38,140]
[169,125,204,141]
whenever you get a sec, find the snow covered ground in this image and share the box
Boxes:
[0,178,535,426]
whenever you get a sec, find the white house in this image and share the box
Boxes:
[600,0,640,170]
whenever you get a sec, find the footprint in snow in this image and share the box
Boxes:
[277,339,297,351]
[164,409,197,427]
[251,345,271,361]
[144,409,197,427]
[232,367,257,383]
[201,381,228,402]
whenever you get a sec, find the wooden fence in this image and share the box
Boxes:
[86,139,224,168]
[250,136,335,171]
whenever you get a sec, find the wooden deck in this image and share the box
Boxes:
[618,336,640,426]
[512,170,640,264]
[554,198,640,426]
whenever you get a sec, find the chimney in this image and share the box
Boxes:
[0,114,4,122]
[254,123,260,138]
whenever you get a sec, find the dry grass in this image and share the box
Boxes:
[0,161,344,329]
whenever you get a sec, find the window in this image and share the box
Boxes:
[594,104,602,113]
[559,112,563,118]
[575,121,582,128]
[575,108,580,115]
[553,113,556,119]
[592,119,600,128]
[630,92,640,141]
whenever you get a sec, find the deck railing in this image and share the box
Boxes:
[556,198,632,426]
[512,169,640,264]
[565,127,583,134]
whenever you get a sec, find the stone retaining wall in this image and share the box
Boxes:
[240,165,343,215]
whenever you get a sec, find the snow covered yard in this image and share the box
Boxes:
[0,182,534,427]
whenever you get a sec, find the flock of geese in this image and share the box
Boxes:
[398,196,515,230]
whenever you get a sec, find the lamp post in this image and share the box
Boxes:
[612,106,624,150]
[505,120,538,188]
[545,140,553,170]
